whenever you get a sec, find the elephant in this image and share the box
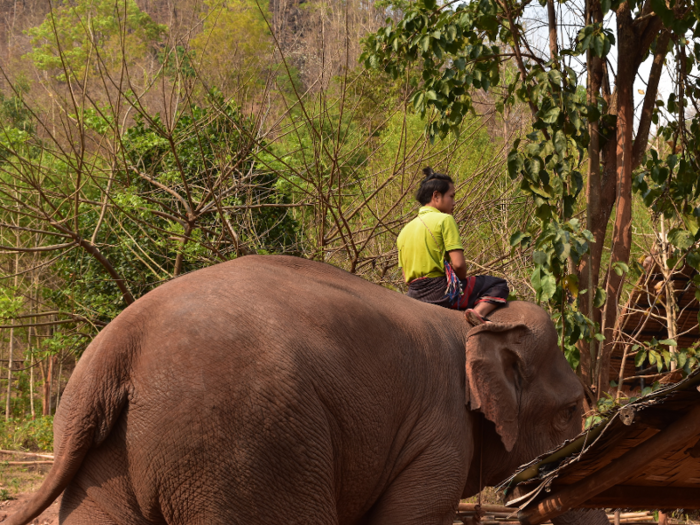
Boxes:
[8,255,606,525]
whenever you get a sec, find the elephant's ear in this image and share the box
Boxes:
[465,322,529,453]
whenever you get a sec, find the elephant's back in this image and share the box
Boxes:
[122,255,461,418]
[124,255,458,363]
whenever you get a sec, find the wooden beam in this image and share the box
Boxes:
[517,404,700,525]
[579,486,700,509]
[458,504,515,514]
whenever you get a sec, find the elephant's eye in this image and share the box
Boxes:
[555,403,578,430]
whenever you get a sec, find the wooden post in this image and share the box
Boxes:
[518,403,700,525]
[658,512,668,525]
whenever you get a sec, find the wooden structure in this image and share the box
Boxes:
[500,369,700,525]
[610,261,699,385]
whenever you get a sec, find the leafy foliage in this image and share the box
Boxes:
[0,416,54,452]
[25,0,165,81]
[361,0,503,140]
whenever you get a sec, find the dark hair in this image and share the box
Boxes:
[415,167,454,205]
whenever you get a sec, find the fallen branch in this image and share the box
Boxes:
[0,460,53,465]
[0,449,54,459]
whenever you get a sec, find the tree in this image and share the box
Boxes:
[25,0,165,84]
[190,0,275,98]
[362,0,700,400]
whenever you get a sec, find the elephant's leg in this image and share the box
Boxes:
[59,485,119,525]
[364,450,465,525]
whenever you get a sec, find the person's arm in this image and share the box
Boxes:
[447,249,467,280]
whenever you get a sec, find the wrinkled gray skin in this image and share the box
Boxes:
[8,256,606,525]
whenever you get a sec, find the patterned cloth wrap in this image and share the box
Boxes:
[407,271,509,310]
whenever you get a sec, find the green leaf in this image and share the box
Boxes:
[662,350,672,370]
[563,274,579,297]
[668,228,694,250]
[548,69,563,85]
[540,273,557,302]
[507,150,523,179]
[659,339,678,346]
[593,287,606,308]
[586,105,601,122]
[634,349,647,367]
[510,231,529,247]
[612,261,629,276]
[533,251,548,265]
[688,250,700,270]
[554,129,566,154]
[592,35,603,57]
[541,106,561,124]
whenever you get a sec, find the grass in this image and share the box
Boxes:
[0,416,54,498]
[0,462,51,499]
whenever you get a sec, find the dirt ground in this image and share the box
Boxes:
[0,493,61,524]
[0,462,58,524]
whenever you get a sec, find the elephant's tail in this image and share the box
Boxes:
[5,328,133,525]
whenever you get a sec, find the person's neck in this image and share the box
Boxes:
[426,205,452,215]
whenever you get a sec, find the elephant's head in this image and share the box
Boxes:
[464,301,584,487]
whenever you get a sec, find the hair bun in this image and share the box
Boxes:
[422,167,435,179]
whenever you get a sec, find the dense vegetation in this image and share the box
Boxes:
[0,0,698,441]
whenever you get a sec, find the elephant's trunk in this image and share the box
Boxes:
[551,508,610,525]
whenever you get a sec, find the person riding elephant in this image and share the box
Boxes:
[6,256,607,525]
[397,167,509,324]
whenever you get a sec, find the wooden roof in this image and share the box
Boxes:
[611,262,700,384]
[501,369,700,525]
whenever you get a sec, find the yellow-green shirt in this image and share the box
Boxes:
[397,206,464,283]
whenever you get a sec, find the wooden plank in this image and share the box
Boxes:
[517,404,700,525]
[579,485,700,509]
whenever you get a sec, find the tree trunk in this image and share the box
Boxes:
[578,0,604,390]
[5,326,14,421]
[55,351,63,409]
[5,247,19,421]
[597,5,636,395]
[546,0,559,67]
[29,352,35,420]
[42,355,54,416]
